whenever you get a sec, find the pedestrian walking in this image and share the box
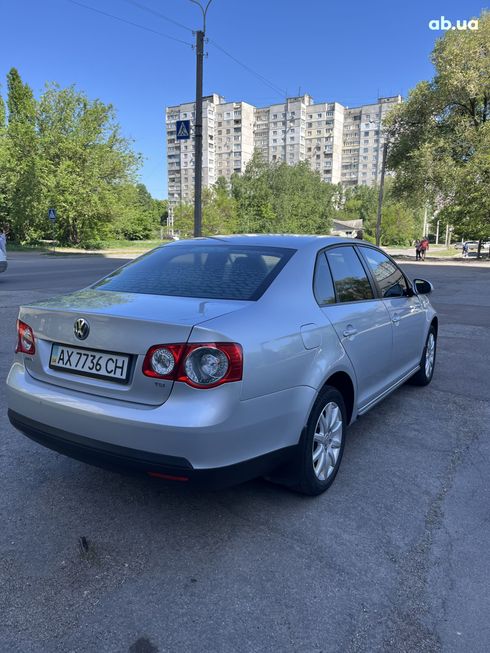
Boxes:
[419,237,429,261]
[462,242,469,258]
[415,239,421,260]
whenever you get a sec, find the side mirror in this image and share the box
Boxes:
[413,278,433,295]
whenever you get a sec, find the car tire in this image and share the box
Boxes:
[289,386,347,496]
[408,326,437,387]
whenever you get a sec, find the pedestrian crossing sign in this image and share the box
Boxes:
[176,120,191,140]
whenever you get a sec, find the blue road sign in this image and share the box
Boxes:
[48,208,57,222]
[176,120,191,140]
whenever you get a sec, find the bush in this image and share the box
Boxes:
[79,239,111,250]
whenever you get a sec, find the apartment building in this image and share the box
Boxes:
[166,94,401,207]
[166,94,254,206]
[342,96,401,187]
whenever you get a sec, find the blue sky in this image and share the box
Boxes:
[0,0,485,198]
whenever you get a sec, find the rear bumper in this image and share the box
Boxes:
[8,410,296,488]
[7,360,315,470]
[0,260,7,273]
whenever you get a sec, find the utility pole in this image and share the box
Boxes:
[189,1,213,238]
[375,140,388,247]
[194,29,204,237]
[422,205,428,237]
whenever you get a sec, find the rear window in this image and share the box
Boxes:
[93,243,295,301]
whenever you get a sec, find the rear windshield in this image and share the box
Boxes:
[93,243,296,301]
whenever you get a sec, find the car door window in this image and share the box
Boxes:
[325,247,374,302]
[359,247,408,298]
[313,253,335,305]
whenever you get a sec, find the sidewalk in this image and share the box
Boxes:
[384,246,490,264]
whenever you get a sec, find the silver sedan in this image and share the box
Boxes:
[6,235,437,495]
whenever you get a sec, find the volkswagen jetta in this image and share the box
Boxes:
[6,235,437,495]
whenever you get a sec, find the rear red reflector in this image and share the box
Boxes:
[147,471,189,482]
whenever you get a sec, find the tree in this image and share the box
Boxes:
[4,68,42,241]
[37,83,141,244]
[231,152,336,234]
[385,11,490,254]
[0,91,8,227]
[0,69,154,246]
[112,183,161,241]
[338,184,378,236]
[173,182,237,237]
[336,181,422,245]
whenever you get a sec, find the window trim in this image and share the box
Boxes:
[314,243,377,306]
[312,251,336,306]
[355,244,413,299]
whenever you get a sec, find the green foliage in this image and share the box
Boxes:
[231,152,336,234]
[173,154,421,245]
[386,11,490,247]
[338,184,378,234]
[112,184,164,240]
[337,181,423,245]
[0,69,161,246]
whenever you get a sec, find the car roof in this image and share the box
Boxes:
[167,234,362,250]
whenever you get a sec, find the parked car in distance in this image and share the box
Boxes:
[6,235,438,495]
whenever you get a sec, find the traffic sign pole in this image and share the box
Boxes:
[48,208,57,253]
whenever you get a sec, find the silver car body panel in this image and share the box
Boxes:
[6,235,437,472]
[20,289,250,406]
[7,361,316,468]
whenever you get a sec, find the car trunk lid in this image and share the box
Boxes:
[19,289,249,406]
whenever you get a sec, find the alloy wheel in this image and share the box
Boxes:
[425,332,436,378]
[312,402,343,481]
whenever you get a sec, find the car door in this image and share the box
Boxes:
[315,245,394,409]
[358,246,426,380]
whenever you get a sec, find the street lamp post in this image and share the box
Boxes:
[189,0,214,238]
[375,140,388,247]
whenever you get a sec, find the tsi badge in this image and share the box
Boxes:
[74,318,90,341]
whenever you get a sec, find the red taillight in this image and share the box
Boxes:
[142,344,186,379]
[142,342,243,389]
[16,320,36,355]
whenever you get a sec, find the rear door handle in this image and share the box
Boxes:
[392,313,401,325]
[343,325,358,338]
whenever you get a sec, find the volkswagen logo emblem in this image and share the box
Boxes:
[74,318,90,341]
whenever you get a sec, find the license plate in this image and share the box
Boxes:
[50,344,130,382]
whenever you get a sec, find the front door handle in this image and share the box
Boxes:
[392,313,401,325]
[343,325,358,338]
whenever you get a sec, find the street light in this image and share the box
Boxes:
[189,0,214,238]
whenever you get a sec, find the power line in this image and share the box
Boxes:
[119,0,193,33]
[207,38,287,99]
[65,0,193,46]
[71,0,287,100]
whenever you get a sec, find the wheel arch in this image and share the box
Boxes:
[431,316,438,336]
[320,371,355,425]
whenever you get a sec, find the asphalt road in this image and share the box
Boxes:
[1,253,489,653]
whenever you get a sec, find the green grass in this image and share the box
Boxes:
[7,242,51,252]
[7,239,169,253]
